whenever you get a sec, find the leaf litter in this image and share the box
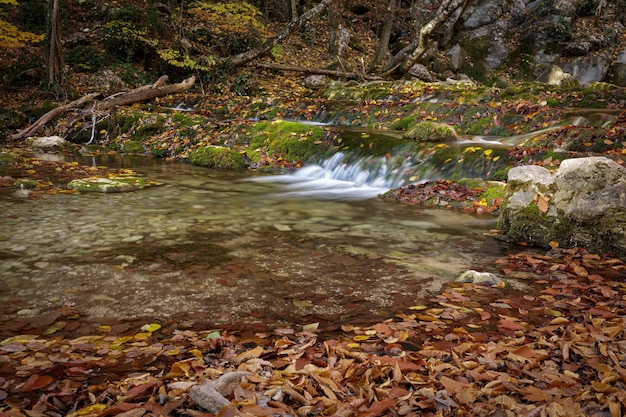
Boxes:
[1,246,625,417]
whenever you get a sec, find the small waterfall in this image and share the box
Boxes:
[251,150,421,199]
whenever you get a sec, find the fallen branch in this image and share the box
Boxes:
[10,93,99,141]
[10,76,195,141]
[253,62,384,81]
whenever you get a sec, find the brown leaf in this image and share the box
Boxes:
[439,376,468,393]
[537,196,549,213]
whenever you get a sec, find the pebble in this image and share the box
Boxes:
[122,235,144,243]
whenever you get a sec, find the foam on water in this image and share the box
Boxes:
[251,152,416,199]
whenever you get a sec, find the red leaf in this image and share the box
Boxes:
[368,398,396,416]
[589,307,619,318]
[22,375,54,392]
[98,403,140,417]
[498,319,523,331]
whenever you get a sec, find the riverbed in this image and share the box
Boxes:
[0,155,514,331]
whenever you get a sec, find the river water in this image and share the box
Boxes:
[0,154,514,331]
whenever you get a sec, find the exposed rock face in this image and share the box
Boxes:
[446,0,626,86]
[498,157,626,259]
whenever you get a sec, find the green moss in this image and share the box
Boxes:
[122,141,144,153]
[67,176,156,192]
[134,115,166,139]
[243,149,261,165]
[15,178,37,189]
[149,144,168,158]
[0,152,16,167]
[475,181,506,204]
[402,121,458,142]
[190,146,246,169]
[464,117,494,135]
[391,116,416,131]
[249,120,327,162]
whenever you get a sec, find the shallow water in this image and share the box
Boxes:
[0,156,514,330]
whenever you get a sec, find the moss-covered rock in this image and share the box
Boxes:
[122,141,144,153]
[0,152,16,166]
[497,158,626,259]
[15,178,38,189]
[68,176,159,192]
[190,146,246,169]
[249,120,328,162]
[402,121,458,142]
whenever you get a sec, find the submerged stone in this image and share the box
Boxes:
[67,176,159,192]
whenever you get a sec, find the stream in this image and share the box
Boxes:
[0,152,518,332]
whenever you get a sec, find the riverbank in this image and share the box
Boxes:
[1,244,624,416]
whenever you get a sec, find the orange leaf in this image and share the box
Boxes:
[537,196,549,213]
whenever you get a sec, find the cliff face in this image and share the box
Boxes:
[448,0,626,85]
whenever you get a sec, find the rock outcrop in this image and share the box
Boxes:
[444,0,626,86]
[498,157,626,259]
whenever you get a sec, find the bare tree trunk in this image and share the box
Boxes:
[290,0,298,21]
[47,0,63,88]
[398,0,467,74]
[328,0,341,57]
[368,0,397,71]
[227,0,333,67]
[379,0,467,77]
[596,0,606,19]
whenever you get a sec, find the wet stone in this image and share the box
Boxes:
[122,235,144,243]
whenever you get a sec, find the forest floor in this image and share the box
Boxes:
[2,3,626,415]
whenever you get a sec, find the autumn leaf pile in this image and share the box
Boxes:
[1,247,625,417]
[381,180,503,215]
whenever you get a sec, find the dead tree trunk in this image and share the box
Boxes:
[10,76,195,141]
[380,0,467,77]
[400,0,467,74]
[227,0,333,67]
[368,0,398,71]
[328,0,341,57]
[47,0,63,88]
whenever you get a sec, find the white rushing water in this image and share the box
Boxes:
[250,152,417,199]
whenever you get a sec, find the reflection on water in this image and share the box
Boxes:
[0,156,514,330]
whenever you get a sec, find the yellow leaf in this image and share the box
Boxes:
[484,149,493,156]
[189,348,203,359]
[409,305,428,311]
[133,332,152,340]
[140,323,161,333]
[67,404,107,417]
[237,346,264,361]
[353,335,371,341]
[97,325,112,332]
[545,308,563,317]
[549,240,559,248]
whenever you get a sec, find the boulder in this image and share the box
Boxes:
[498,157,626,259]
[303,75,330,90]
[537,65,579,87]
[31,136,70,151]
